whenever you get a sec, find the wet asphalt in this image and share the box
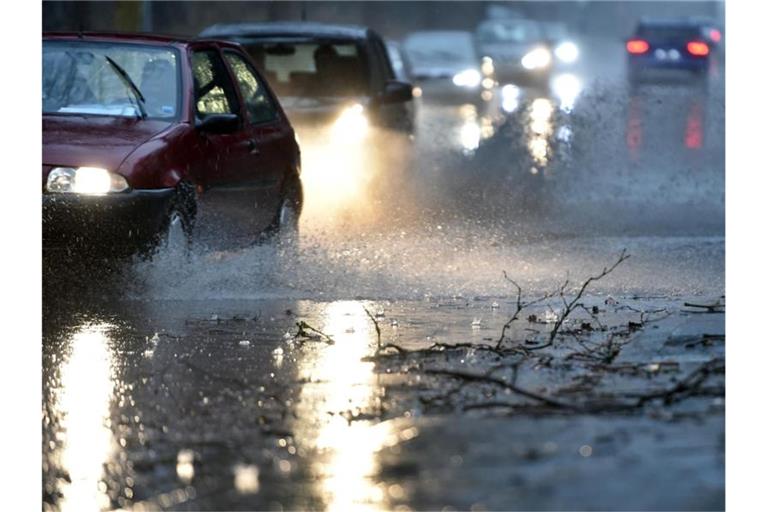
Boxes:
[43,39,724,511]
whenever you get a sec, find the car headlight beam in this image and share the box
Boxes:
[452,68,482,88]
[554,41,579,63]
[46,167,129,195]
[331,104,369,142]
[521,47,552,70]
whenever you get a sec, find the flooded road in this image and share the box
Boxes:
[43,36,724,511]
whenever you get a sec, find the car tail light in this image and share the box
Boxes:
[687,41,710,56]
[709,29,722,43]
[626,39,649,54]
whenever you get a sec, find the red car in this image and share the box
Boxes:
[43,32,302,257]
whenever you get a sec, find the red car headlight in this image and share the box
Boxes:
[47,167,129,195]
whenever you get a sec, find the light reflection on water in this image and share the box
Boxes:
[52,323,116,512]
[458,104,495,154]
[528,98,554,169]
[295,301,393,510]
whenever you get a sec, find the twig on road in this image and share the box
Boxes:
[526,249,630,351]
[495,272,552,350]
[294,320,335,344]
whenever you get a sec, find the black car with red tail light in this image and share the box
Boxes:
[626,18,714,85]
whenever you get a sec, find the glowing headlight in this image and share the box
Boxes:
[452,69,482,88]
[554,41,579,63]
[521,47,552,70]
[46,167,129,195]
[331,104,368,141]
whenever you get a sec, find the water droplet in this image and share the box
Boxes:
[233,464,260,494]
[239,340,250,347]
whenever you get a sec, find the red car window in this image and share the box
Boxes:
[223,51,278,125]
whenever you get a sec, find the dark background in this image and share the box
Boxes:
[43,1,724,40]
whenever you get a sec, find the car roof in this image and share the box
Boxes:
[478,18,542,28]
[637,17,704,28]
[199,22,371,41]
[43,31,241,49]
[405,30,474,41]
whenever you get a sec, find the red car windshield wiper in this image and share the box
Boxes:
[105,55,148,119]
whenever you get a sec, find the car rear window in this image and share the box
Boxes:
[403,32,478,68]
[241,41,369,98]
[636,25,701,41]
[475,20,543,44]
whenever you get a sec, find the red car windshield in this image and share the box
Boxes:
[43,41,181,120]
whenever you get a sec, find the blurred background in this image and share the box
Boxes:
[43,1,723,40]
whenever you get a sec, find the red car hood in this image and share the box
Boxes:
[43,115,173,173]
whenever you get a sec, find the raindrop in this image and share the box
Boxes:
[491,302,500,309]
[645,363,660,373]
[239,340,251,347]
[233,464,260,494]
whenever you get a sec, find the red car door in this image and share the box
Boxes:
[188,46,269,248]
[221,49,295,228]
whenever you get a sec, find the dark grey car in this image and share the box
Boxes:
[199,22,415,136]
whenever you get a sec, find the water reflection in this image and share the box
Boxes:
[625,92,707,159]
[295,301,393,510]
[501,84,520,113]
[626,95,643,161]
[684,100,703,149]
[528,98,554,169]
[551,73,582,112]
[458,105,495,154]
[51,323,116,512]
